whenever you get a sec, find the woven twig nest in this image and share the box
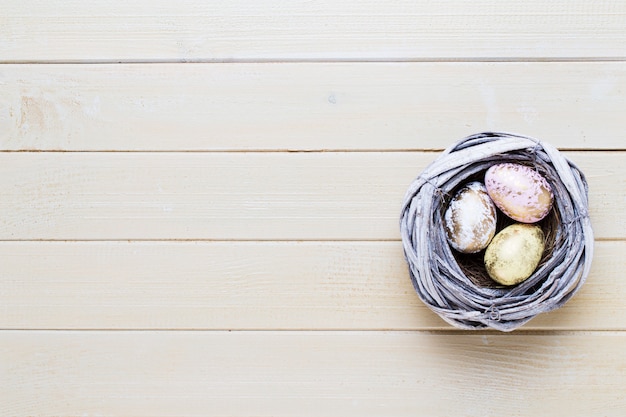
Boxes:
[400,132,594,331]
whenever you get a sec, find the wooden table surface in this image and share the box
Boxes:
[1,1,625,416]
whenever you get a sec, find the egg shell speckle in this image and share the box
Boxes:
[484,223,545,286]
[485,163,554,223]
[444,181,497,254]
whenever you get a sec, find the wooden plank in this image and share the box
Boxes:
[1,1,625,62]
[1,62,625,151]
[0,241,622,331]
[0,152,622,240]
[2,330,625,416]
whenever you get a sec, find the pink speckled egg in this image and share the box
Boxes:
[444,181,497,254]
[485,163,554,223]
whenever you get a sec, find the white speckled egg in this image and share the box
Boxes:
[444,181,497,254]
[484,223,545,286]
[485,163,554,223]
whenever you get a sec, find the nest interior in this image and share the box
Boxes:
[400,132,594,331]
[443,160,561,289]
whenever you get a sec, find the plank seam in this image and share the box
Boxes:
[1,329,625,335]
[1,149,624,153]
[2,57,626,65]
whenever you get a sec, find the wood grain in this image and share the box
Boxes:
[0,241,622,331]
[1,62,625,151]
[0,151,621,240]
[2,1,625,62]
[2,331,625,416]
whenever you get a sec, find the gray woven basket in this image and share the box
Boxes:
[400,132,593,331]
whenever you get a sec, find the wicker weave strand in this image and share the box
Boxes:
[400,132,594,331]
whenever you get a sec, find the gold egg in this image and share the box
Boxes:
[484,224,545,286]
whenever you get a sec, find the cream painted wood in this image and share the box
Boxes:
[2,331,625,416]
[1,1,625,62]
[0,241,621,331]
[0,151,621,240]
[1,63,625,151]
[2,0,625,413]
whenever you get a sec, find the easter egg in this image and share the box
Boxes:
[485,163,554,223]
[484,223,545,286]
[444,181,497,253]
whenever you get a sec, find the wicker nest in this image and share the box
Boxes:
[400,132,594,331]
